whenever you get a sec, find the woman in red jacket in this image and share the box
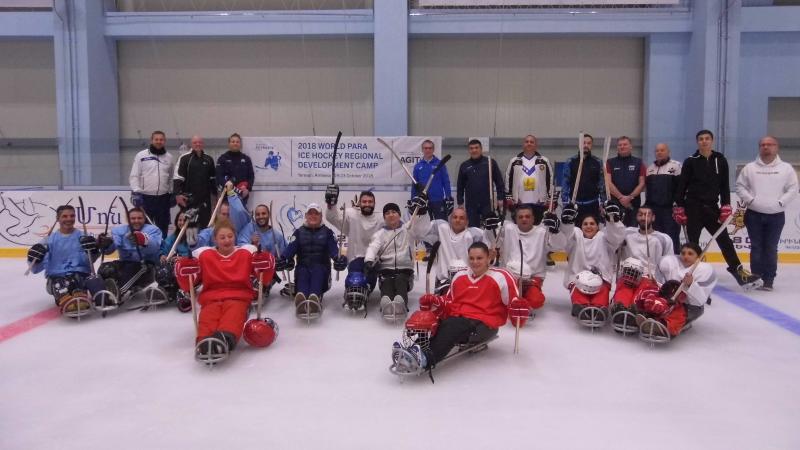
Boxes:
[175,219,275,364]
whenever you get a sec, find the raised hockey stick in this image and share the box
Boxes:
[24,197,74,276]
[77,196,98,277]
[98,196,118,265]
[488,153,496,213]
[206,189,227,228]
[331,131,343,185]
[268,201,288,282]
[336,203,347,282]
[670,214,734,302]
[425,241,441,295]
[188,268,199,331]
[570,132,586,205]
[277,221,292,286]
[602,136,612,202]
[165,212,193,260]
[514,239,523,355]
[377,138,417,185]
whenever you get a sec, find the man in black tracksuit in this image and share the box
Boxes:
[673,130,761,289]
[174,135,217,228]
[561,134,606,223]
[456,140,505,228]
[606,136,646,227]
[216,133,255,206]
[645,143,682,253]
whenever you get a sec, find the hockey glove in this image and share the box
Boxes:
[672,206,687,226]
[364,260,377,276]
[128,231,149,247]
[333,255,348,272]
[408,193,429,216]
[444,197,455,216]
[276,257,295,272]
[508,297,530,327]
[252,251,276,280]
[174,257,201,292]
[561,203,578,225]
[130,192,144,208]
[603,200,622,223]
[97,233,113,251]
[325,184,340,207]
[504,195,516,212]
[27,243,48,264]
[542,211,560,234]
[482,212,502,231]
[418,293,441,312]
[719,204,732,223]
[79,235,97,253]
[184,208,200,226]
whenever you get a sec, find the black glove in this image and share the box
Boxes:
[27,243,48,264]
[561,203,578,225]
[407,193,429,216]
[184,208,199,226]
[79,235,97,253]
[412,182,425,197]
[603,200,622,223]
[333,255,348,271]
[97,233,113,250]
[542,212,560,234]
[364,260,376,275]
[482,212,502,231]
[276,257,295,272]
[130,192,144,208]
[325,184,340,206]
[444,197,455,216]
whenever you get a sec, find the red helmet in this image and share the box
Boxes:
[243,318,278,348]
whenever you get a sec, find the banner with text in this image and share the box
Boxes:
[244,136,442,186]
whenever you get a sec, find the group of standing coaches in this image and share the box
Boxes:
[128,131,255,236]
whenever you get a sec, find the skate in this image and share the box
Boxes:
[638,317,671,345]
[380,295,408,324]
[126,285,169,311]
[727,265,763,291]
[58,292,92,320]
[389,343,427,377]
[576,306,607,329]
[280,282,296,298]
[295,293,322,322]
[92,278,120,317]
[610,304,638,335]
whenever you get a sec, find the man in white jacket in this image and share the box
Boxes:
[129,130,175,237]
[736,136,799,291]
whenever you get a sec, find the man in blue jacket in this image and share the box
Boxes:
[216,133,255,206]
[606,136,646,227]
[412,139,453,220]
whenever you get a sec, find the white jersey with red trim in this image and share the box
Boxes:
[496,222,566,279]
[193,244,257,304]
[446,267,520,329]
[561,221,625,288]
[621,227,673,282]
[658,255,716,307]
[421,219,486,281]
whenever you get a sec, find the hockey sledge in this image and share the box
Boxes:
[389,335,499,380]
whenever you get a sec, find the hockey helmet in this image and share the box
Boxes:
[447,259,468,280]
[243,317,278,348]
[574,270,603,295]
[344,271,370,310]
[155,261,177,289]
[620,257,646,287]
[402,310,439,351]
[176,290,192,313]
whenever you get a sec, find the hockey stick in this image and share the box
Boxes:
[331,131,343,185]
[98,196,119,265]
[488,153,496,214]
[570,133,586,205]
[24,197,74,276]
[268,202,289,282]
[206,189,227,228]
[377,138,417,185]
[277,222,292,286]
[336,203,347,282]
[644,209,653,279]
[77,196,98,277]
[425,241,441,295]
[602,136,612,203]
[670,214,734,303]
[514,239,523,355]
[165,212,193,260]
[188,268,199,332]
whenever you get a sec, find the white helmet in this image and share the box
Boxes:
[448,259,468,280]
[620,257,646,287]
[574,270,603,295]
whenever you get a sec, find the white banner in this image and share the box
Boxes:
[244,136,442,186]
[3,190,800,262]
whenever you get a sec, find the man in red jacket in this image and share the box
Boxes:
[390,242,526,376]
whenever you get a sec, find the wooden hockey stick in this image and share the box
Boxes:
[377,138,417,185]
[206,188,228,228]
[570,132,586,205]
[514,239,523,355]
[602,136,612,202]
[670,214,734,302]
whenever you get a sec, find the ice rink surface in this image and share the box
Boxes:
[2,258,799,450]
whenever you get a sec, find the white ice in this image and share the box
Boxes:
[1,258,799,450]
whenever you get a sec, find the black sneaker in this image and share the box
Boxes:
[758,280,773,291]
[727,265,763,291]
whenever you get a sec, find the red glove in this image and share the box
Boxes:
[419,293,442,312]
[129,230,149,247]
[252,251,276,282]
[236,181,249,197]
[504,196,515,211]
[719,204,732,223]
[672,206,687,226]
[507,297,530,328]
[174,257,201,292]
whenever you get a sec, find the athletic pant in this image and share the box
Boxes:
[744,210,784,283]
[47,273,88,305]
[378,269,413,303]
[662,304,704,337]
[685,201,741,270]
[197,299,250,344]
[99,260,155,293]
[142,193,172,238]
[428,200,449,221]
[348,257,377,291]
[426,317,498,366]
[570,281,611,308]
[620,198,641,228]
[465,202,493,228]
[612,277,659,309]
[650,205,680,254]
[295,263,331,297]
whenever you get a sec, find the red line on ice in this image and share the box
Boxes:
[0,307,60,343]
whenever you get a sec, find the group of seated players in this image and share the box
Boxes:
[27,182,717,376]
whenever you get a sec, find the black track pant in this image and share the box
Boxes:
[685,201,741,270]
[427,317,497,366]
[379,269,413,304]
